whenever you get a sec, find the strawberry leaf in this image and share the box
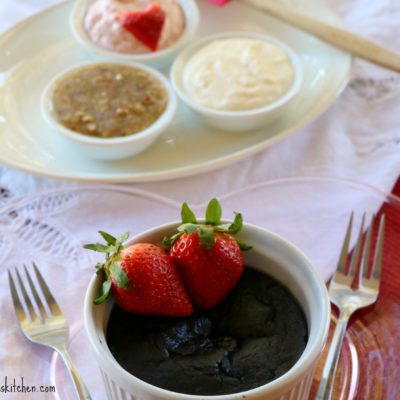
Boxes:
[236,239,252,251]
[228,212,243,234]
[99,231,117,245]
[198,226,215,250]
[167,200,251,253]
[181,202,197,224]
[214,223,230,232]
[83,243,113,253]
[215,213,243,234]
[95,262,105,275]
[84,231,131,305]
[117,232,129,243]
[94,278,112,304]
[163,232,183,248]
[177,223,198,234]
[110,261,130,290]
[205,198,222,226]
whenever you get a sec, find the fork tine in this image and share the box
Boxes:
[371,214,385,282]
[15,268,40,323]
[8,270,30,326]
[359,215,373,282]
[32,262,62,316]
[348,213,366,278]
[23,265,49,319]
[335,212,354,277]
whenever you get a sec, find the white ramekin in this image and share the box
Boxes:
[41,61,177,160]
[171,31,304,132]
[70,0,200,68]
[84,221,330,400]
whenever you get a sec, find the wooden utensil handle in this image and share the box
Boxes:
[240,0,400,73]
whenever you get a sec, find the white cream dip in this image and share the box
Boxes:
[182,38,295,111]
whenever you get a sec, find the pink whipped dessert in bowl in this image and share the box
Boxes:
[70,0,199,67]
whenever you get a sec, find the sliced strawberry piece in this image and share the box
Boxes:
[117,3,166,51]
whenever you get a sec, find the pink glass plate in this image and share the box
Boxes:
[0,177,399,399]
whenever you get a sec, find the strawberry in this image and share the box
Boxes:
[84,232,192,317]
[117,3,166,51]
[165,199,251,310]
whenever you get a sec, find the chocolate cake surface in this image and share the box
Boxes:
[106,268,308,396]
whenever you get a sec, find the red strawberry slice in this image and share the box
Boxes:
[84,232,193,317]
[117,3,166,51]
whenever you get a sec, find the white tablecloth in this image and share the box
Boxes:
[0,0,399,204]
[0,1,400,399]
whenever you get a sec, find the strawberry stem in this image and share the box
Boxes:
[84,231,131,303]
[164,199,251,251]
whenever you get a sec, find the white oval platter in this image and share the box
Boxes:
[0,0,351,182]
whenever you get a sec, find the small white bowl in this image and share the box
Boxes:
[84,221,330,400]
[171,31,304,132]
[70,0,200,68]
[41,61,177,160]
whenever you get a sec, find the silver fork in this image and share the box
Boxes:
[315,213,385,400]
[8,263,91,400]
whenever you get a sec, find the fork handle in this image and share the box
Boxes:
[55,345,92,400]
[315,307,352,400]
